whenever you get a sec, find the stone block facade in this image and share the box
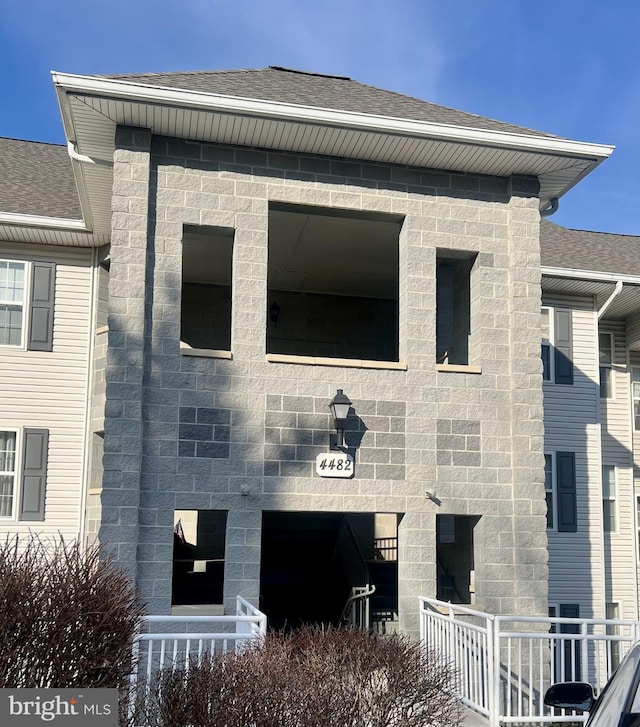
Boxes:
[97,127,547,634]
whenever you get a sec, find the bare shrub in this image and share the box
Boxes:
[0,535,145,691]
[139,625,461,727]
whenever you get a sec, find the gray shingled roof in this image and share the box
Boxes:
[0,138,81,219]
[104,66,560,139]
[541,220,640,276]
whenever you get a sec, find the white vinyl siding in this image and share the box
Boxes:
[597,320,638,618]
[629,351,640,615]
[544,299,602,618]
[0,241,93,540]
[599,323,637,619]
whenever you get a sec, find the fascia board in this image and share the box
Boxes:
[53,79,96,232]
[0,211,88,231]
[542,266,640,286]
[52,72,615,162]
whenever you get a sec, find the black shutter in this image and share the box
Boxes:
[28,262,55,351]
[554,309,573,384]
[557,451,577,533]
[19,429,49,521]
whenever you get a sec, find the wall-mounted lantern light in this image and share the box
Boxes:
[329,389,352,449]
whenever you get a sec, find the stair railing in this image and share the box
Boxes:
[335,517,374,628]
[339,584,376,628]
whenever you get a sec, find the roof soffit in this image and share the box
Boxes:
[52,72,614,237]
[542,273,640,320]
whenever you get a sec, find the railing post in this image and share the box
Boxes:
[490,616,500,727]
[127,635,141,725]
[581,620,589,682]
[448,603,456,686]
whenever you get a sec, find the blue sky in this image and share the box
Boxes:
[1,0,638,235]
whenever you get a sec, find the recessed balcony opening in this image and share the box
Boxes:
[181,225,234,352]
[260,511,399,632]
[267,203,402,362]
[172,509,227,614]
[436,514,479,604]
[436,251,477,366]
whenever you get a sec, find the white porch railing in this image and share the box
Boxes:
[420,597,640,727]
[129,595,266,708]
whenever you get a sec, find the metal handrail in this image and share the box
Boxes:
[339,584,376,627]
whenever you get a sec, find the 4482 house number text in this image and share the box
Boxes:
[315,452,355,478]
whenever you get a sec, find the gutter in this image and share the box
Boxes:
[51,72,615,161]
[542,266,640,286]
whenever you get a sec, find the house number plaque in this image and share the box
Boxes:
[315,452,354,478]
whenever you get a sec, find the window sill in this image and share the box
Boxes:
[0,344,27,351]
[266,353,407,370]
[180,344,233,360]
[436,364,482,374]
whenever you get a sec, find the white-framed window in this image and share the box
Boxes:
[0,259,55,351]
[0,427,48,522]
[545,453,555,529]
[0,261,26,347]
[606,602,621,671]
[602,465,617,533]
[0,429,18,518]
[599,332,614,399]
[633,368,640,430]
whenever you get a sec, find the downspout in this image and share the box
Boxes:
[540,197,559,217]
[67,141,96,165]
[78,247,99,549]
[597,280,623,319]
